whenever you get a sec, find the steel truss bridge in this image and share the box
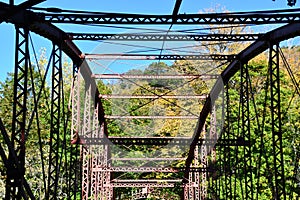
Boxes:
[0,0,300,199]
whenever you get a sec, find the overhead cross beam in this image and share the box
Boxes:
[85,53,236,60]
[81,136,249,146]
[99,94,208,99]
[92,74,219,79]
[68,33,261,41]
[93,167,213,173]
[40,11,300,25]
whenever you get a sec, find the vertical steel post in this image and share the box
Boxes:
[105,131,113,199]
[240,62,253,199]
[90,102,100,199]
[46,43,62,199]
[71,65,81,142]
[194,145,200,200]
[268,43,286,200]
[200,124,207,199]
[223,85,233,199]
[183,183,189,200]
[69,63,82,199]
[91,100,113,199]
[6,26,29,200]
[188,162,194,199]
[216,139,222,198]
[82,83,92,199]
[208,105,217,199]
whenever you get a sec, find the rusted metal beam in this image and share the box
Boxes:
[93,167,213,173]
[99,94,207,99]
[68,33,261,41]
[108,183,177,188]
[92,74,219,79]
[112,179,182,183]
[86,53,236,60]
[105,115,198,119]
[81,137,249,146]
[41,10,300,25]
[111,157,185,161]
[6,26,29,200]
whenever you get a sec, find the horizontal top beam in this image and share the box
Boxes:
[111,157,185,161]
[108,182,177,188]
[86,54,236,60]
[99,94,207,99]
[92,74,219,79]
[93,166,213,172]
[111,179,182,183]
[105,115,198,119]
[68,33,262,41]
[40,11,300,25]
[80,137,249,146]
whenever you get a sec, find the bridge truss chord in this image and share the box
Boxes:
[68,33,262,41]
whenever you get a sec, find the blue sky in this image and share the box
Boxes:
[0,0,295,82]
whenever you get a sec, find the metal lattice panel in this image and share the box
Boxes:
[41,12,300,25]
[68,33,262,41]
[86,53,236,60]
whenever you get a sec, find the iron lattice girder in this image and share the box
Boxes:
[46,44,63,199]
[109,179,187,188]
[41,11,300,25]
[92,167,213,173]
[6,26,29,200]
[240,63,254,199]
[92,74,219,79]
[111,179,182,183]
[85,54,236,60]
[223,86,233,199]
[99,94,207,99]
[108,182,177,188]
[82,84,92,200]
[68,33,262,41]
[111,157,185,161]
[105,115,199,119]
[268,43,286,199]
[80,137,249,146]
